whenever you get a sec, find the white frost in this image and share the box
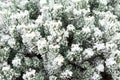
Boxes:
[96,64,104,72]
[105,58,116,67]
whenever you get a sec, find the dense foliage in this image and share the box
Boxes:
[0,0,120,80]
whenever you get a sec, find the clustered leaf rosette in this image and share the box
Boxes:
[0,0,120,80]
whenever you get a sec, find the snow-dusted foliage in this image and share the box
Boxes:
[0,0,120,80]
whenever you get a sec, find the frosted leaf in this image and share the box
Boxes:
[99,0,108,5]
[37,38,47,50]
[99,19,106,27]
[12,56,21,67]
[94,27,102,38]
[19,0,29,9]
[93,43,105,51]
[49,44,60,53]
[92,72,101,80]
[53,4,63,10]
[10,10,29,19]
[22,31,40,49]
[73,9,82,15]
[8,38,15,48]
[56,36,62,43]
[47,35,54,43]
[96,64,104,72]
[82,27,91,34]
[65,6,74,12]
[112,50,120,57]
[39,0,47,7]
[63,31,69,37]
[22,69,36,80]
[67,24,75,31]
[60,70,73,78]
[115,4,120,16]
[49,75,57,80]
[0,1,13,8]
[105,43,117,51]
[22,32,36,42]
[84,16,95,28]
[83,48,94,59]
[44,54,64,75]
[111,33,120,42]
[2,66,10,71]
[105,58,116,68]
[49,0,54,9]
[53,55,64,66]
[1,35,10,42]
[49,44,60,49]
[35,15,43,24]
[24,57,32,66]
[67,51,75,61]
[71,44,82,52]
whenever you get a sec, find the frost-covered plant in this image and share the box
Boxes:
[0,0,120,80]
